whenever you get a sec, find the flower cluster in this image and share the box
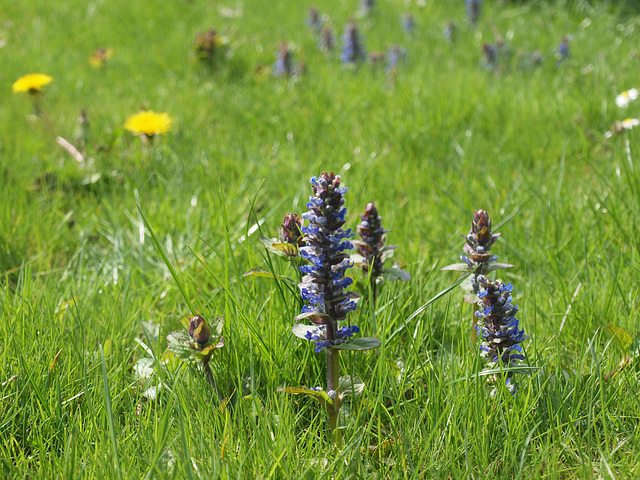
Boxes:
[402,13,414,34]
[189,314,211,345]
[167,314,225,366]
[319,26,336,52]
[294,323,360,352]
[556,36,570,64]
[88,47,114,68]
[194,28,227,64]
[341,21,366,65]
[273,43,304,77]
[466,0,482,26]
[386,45,407,73]
[296,172,358,325]
[273,43,293,77]
[444,22,456,43]
[481,43,499,71]
[472,275,528,393]
[605,118,639,139]
[616,89,639,108]
[462,209,500,271]
[306,6,323,33]
[355,203,388,278]
[280,213,304,247]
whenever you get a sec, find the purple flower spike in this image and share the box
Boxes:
[341,21,366,65]
[473,275,528,393]
[296,172,358,325]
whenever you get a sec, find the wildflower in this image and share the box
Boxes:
[88,47,114,68]
[355,203,388,279]
[442,209,513,275]
[369,51,385,68]
[466,0,482,26]
[194,29,227,63]
[605,118,640,138]
[306,6,323,33]
[360,0,374,15]
[341,21,366,65]
[293,323,360,352]
[517,49,544,70]
[481,43,499,71]
[74,109,90,150]
[319,26,335,52]
[473,275,528,394]
[167,315,224,392]
[189,314,211,345]
[272,42,294,77]
[444,21,456,43]
[556,36,570,64]
[296,172,358,325]
[615,89,639,108]
[287,173,380,446]
[124,110,172,137]
[386,45,407,72]
[12,73,53,94]
[280,213,304,247]
[402,13,414,34]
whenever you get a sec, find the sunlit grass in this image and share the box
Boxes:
[2,0,640,477]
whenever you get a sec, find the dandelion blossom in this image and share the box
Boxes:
[12,73,53,94]
[615,89,639,108]
[124,110,172,137]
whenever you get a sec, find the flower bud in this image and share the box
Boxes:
[188,315,211,345]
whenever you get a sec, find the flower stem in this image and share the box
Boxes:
[326,337,343,447]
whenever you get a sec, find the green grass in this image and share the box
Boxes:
[2,0,640,477]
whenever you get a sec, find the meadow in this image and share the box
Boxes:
[2,0,640,478]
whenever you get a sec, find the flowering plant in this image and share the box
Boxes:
[284,172,380,446]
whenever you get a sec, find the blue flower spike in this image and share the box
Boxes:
[473,275,529,394]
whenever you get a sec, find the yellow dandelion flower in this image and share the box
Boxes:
[12,73,54,94]
[124,111,173,137]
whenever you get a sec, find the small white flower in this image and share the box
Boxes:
[615,88,639,108]
[605,118,640,138]
[622,118,640,129]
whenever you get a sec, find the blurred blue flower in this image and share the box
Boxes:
[444,21,456,43]
[306,6,322,33]
[341,21,366,64]
[466,0,482,26]
[402,13,414,34]
[319,25,336,52]
[386,45,407,72]
[556,35,571,65]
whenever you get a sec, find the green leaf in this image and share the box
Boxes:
[193,337,225,361]
[486,263,515,272]
[280,386,332,407]
[209,315,224,338]
[440,263,471,272]
[383,267,411,281]
[337,375,365,399]
[166,331,193,360]
[334,337,381,351]
[604,325,633,352]
[242,267,295,285]
[294,310,332,324]
[260,237,298,257]
[133,357,156,383]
